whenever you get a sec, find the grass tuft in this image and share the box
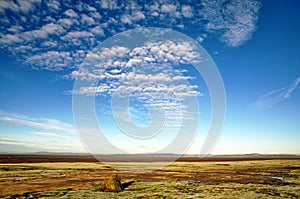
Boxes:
[99,174,123,192]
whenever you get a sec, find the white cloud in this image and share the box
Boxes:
[161,4,177,14]
[81,14,96,25]
[41,23,65,35]
[64,9,79,18]
[90,26,105,36]
[0,34,23,44]
[0,0,17,13]
[90,11,102,20]
[71,84,110,95]
[132,11,145,21]
[13,45,36,54]
[21,29,48,42]
[16,0,37,13]
[87,5,97,12]
[26,51,75,70]
[100,46,130,59]
[181,5,193,18]
[121,15,133,25]
[100,0,119,10]
[0,0,41,14]
[0,1,18,14]
[46,0,60,12]
[58,18,74,28]
[128,40,201,64]
[70,68,98,81]
[196,33,207,43]
[41,40,57,48]
[62,31,94,39]
[200,0,261,47]
[7,25,24,33]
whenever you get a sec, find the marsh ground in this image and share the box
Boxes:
[0,158,299,198]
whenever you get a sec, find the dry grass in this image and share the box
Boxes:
[0,159,299,198]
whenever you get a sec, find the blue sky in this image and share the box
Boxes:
[0,0,299,155]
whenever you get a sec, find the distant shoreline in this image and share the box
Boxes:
[0,154,299,163]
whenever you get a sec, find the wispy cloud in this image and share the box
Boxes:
[0,110,75,134]
[31,131,69,138]
[0,136,84,153]
[0,110,85,153]
[252,77,300,109]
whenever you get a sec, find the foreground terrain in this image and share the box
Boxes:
[0,156,299,198]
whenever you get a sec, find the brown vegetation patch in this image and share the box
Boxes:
[0,159,299,198]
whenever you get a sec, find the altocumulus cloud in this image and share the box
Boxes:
[0,0,261,71]
[70,40,201,98]
[69,37,202,128]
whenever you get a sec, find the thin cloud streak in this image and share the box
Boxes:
[0,110,75,134]
[0,110,85,153]
[0,137,84,153]
[253,77,300,109]
[31,131,69,138]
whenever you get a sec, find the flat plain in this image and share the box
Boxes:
[0,155,299,198]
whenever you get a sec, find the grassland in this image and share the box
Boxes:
[0,159,299,198]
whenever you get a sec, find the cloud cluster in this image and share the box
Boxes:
[71,40,201,101]
[70,38,201,132]
[0,0,261,70]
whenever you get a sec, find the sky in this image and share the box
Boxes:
[0,0,299,155]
